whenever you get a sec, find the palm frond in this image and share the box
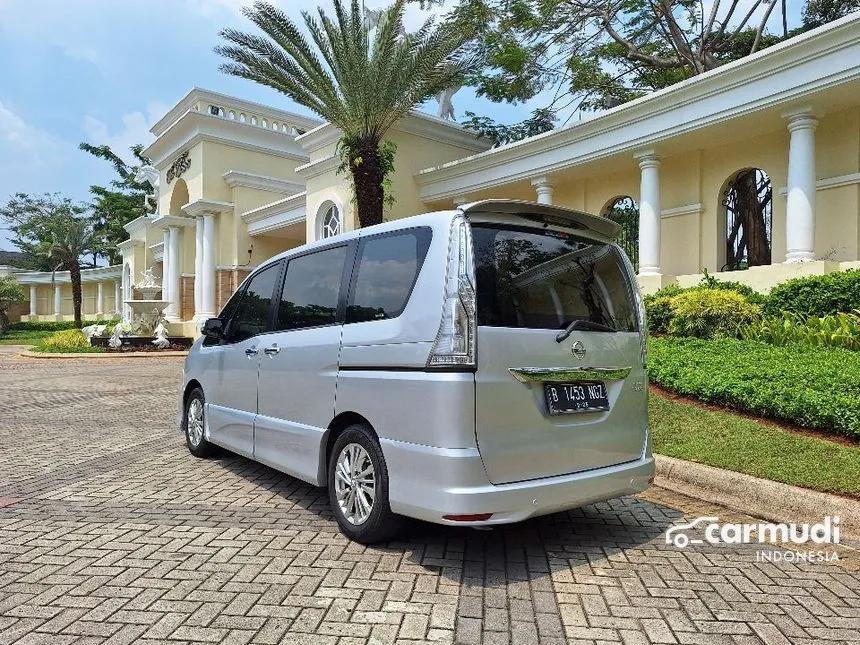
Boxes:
[215,0,474,142]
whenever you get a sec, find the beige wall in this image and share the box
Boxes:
[303,127,490,241]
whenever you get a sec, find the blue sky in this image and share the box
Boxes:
[0,0,802,250]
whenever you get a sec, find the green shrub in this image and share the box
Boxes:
[645,295,675,334]
[697,270,767,305]
[33,329,103,353]
[668,289,761,339]
[644,273,765,333]
[9,319,118,332]
[741,311,860,351]
[762,269,860,317]
[649,337,860,439]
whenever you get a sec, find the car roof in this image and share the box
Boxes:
[258,199,618,271]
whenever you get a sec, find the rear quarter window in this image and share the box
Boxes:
[472,224,637,332]
[346,228,432,323]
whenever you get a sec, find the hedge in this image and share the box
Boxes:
[648,337,860,439]
[762,269,860,317]
[8,319,118,332]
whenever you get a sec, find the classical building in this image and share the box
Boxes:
[17,12,860,331]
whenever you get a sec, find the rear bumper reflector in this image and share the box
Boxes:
[442,513,493,522]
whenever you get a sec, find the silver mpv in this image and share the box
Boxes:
[181,200,654,543]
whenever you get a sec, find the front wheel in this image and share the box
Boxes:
[327,424,403,544]
[183,387,216,458]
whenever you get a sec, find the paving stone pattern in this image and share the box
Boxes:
[0,346,858,644]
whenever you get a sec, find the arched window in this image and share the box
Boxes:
[169,179,189,216]
[602,196,639,272]
[721,168,772,270]
[316,202,342,240]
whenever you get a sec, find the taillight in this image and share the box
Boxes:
[442,513,493,522]
[427,215,477,369]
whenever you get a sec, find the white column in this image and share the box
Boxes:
[29,286,37,317]
[162,227,171,306]
[194,216,204,318]
[531,177,555,205]
[636,151,662,276]
[53,284,62,319]
[784,112,818,263]
[96,282,105,317]
[166,225,181,321]
[199,213,217,319]
[114,280,121,316]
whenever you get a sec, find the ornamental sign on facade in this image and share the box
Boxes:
[166,151,191,183]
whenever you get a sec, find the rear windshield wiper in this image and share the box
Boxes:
[556,319,616,342]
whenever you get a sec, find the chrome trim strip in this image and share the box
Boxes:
[508,366,632,383]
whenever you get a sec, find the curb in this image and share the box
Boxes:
[20,350,189,359]
[655,454,860,540]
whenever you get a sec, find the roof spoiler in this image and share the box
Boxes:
[458,199,620,239]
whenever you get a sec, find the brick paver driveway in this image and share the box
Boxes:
[0,347,858,645]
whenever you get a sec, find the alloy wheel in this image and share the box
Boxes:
[334,443,376,525]
[187,398,204,447]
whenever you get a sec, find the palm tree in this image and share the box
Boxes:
[216,0,473,227]
[49,217,94,329]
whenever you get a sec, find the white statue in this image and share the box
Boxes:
[81,324,107,345]
[152,320,170,349]
[108,323,123,349]
[365,6,406,37]
[139,267,159,289]
[134,165,160,214]
[436,85,460,121]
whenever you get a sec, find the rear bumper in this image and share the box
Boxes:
[381,437,654,525]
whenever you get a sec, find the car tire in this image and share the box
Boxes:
[183,387,216,458]
[328,424,403,544]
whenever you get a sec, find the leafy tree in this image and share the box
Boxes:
[79,143,152,265]
[0,276,24,335]
[448,0,856,144]
[216,0,474,227]
[0,193,95,328]
[802,0,860,28]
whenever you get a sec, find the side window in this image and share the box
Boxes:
[276,246,348,331]
[226,263,280,343]
[347,229,431,323]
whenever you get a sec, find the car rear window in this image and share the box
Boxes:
[472,224,637,332]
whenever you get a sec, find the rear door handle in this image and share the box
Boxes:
[264,344,280,356]
[245,347,259,357]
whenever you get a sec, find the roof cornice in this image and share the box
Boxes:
[416,12,860,201]
[295,155,340,181]
[181,199,234,218]
[144,112,311,167]
[222,170,304,195]
[123,215,152,239]
[242,192,307,236]
[296,111,491,156]
[151,87,321,138]
[15,265,123,285]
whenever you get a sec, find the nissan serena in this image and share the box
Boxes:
[180,199,654,543]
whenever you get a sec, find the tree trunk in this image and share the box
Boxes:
[349,142,385,228]
[0,309,8,335]
[735,169,771,267]
[70,260,83,328]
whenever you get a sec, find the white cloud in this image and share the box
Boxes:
[0,100,63,167]
[81,102,169,164]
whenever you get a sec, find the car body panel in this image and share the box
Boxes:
[180,200,653,528]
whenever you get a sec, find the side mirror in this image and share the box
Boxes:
[201,318,223,340]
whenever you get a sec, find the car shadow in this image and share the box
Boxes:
[212,449,681,585]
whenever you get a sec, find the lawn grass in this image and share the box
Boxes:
[649,391,860,498]
[0,330,54,345]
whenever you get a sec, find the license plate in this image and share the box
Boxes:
[545,381,609,415]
